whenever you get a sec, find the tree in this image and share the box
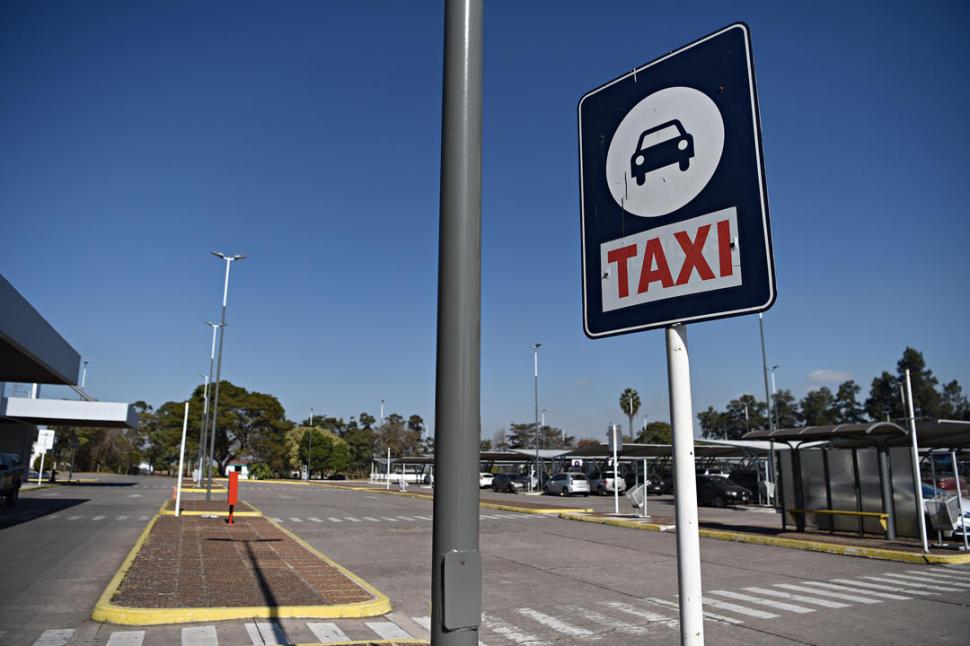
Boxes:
[344,426,374,476]
[576,438,600,448]
[698,406,726,439]
[376,412,423,456]
[799,387,836,426]
[896,347,942,417]
[698,395,765,439]
[619,388,641,441]
[833,380,865,423]
[506,423,536,449]
[771,389,799,429]
[636,421,672,444]
[492,429,508,451]
[479,439,492,451]
[865,371,901,421]
[941,380,969,420]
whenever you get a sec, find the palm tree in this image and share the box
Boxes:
[619,388,641,441]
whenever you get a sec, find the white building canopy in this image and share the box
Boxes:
[0,397,138,429]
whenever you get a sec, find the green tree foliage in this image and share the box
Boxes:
[940,381,970,420]
[480,439,493,451]
[376,412,424,456]
[619,388,640,441]
[699,394,766,439]
[636,421,672,444]
[343,426,374,476]
[297,428,350,477]
[865,371,900,421]
[896,347,942,417]
[771,389,799,429]
[505,422,573,449]
[833,380,865,423]
[798,387,836,426]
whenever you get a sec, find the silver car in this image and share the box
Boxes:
[544,472,590,496]
[590,471,627,495]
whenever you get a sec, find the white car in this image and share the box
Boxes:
[479,473,494,488]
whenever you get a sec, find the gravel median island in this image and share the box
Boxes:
[112,516,375,609]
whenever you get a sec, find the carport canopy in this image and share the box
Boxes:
[742,420,970,449]
[561,442,746,459]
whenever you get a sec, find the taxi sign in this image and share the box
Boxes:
[579,23,775,338]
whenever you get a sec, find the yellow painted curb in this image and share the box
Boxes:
[289,641,427,645]
[558,511,970,565]
[158,509,262,517]
[92,502,392,625]
[481,501,593,515]
[178,487,227,494]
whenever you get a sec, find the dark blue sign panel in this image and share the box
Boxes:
[579,23,775,338]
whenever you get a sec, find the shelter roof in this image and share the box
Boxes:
[742,420,970,449]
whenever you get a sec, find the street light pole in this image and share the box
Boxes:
[206,252,246,500]
[770,365,780,430]
[758,313,777,503]
[80,360,88,389]
[198,321,219,485]
[531,343,541,492]
[307,408,314,481]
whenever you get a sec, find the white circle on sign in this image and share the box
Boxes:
[606,86,724,218]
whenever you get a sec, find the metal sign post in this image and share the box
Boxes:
[430,0,483,643]
[905,369,929,553]
[951,451,969,551]
[174,402,189,518]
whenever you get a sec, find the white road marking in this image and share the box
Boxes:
[308,517,323,523]
[702,597,779,619]
[607,600,680,628]
[116,515,129,521]
[482,613,549,645]
[270,517,283,523]
[182,625,218,646]
[742,586,849,608]
[709,590,814,614]
[68,515,83,521]
[138,515,149,521]
[92,515,106,521]
[45,515,61,520]
[644,597,743,625]
[415,515,433,521]
[381,517,399,522]
[561,604,651,634]
[397,516,416,521]
[128,494,142,497]
[106,631,145,646]
[307,622,349,642]
[362,516,381,522]
[344,516,361,522]
[288,517,303,523]
[479,514,499,519]
[327,517,343,523]
[412,616,431,630]
[366,621,411,639]
[244,621,288,644]
[910,569,970,582]
[518,608,594,638]
[861,576,955,593]
[878,573,969,590]
[782,582,888,602]
[830,578,938,596]
[31,629,75,646]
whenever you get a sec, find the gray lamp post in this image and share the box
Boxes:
[197,321,220,485]
[531,343,541,491]
[205,252,246,500]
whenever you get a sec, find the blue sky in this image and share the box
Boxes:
[2,1,968,441]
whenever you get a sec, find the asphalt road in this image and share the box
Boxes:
[1,477,968,645]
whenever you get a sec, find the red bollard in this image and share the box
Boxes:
[227,471,239,525]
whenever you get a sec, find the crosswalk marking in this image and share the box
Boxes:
[909,569,969,582]
[244,621,288,645]
[32,629,75,646]
[741,586,850,609]
[307,622,349,642]
[366,621,411,639]
[182,626,218,646]
[328,517,343,523]
[784,582,890,602]
[830,578,938,596]
[270,517,283,522]
[709,590,814,614]
[381,517,399,522]
[116,515,129,521]
[106,630,145,646]
[518,608,595,638]
[561,604,652,634]
[344,516,361,522]
[92,515,106,521]
[308,517,323,523]
[861,576,957,593]
[363,516,381,522]
[482,612,549,645]
[68,515,82,521]
[412,616,431,630]
[138,515,149,520]
[701,597,779,619]
[606,600,679,628]
[878,572,969,590]
[288,517,303,523]
[415,515,433,520]
[480,514,499,519]
[645,597,743,625]
[397,515,416,521]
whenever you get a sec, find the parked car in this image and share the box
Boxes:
[479,472,494,488]
[0,453,25,505]
[696,475,752,507]
[644,474,664,496]
[544,472,590,496]
[491,473,530,494]
[589,471,626,496]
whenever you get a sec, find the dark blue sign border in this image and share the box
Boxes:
[579,23,775,339]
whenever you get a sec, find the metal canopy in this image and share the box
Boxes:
[742,420,970,449]
[562,442,745,459]
[0,274,80,385]
[0,397,138,429]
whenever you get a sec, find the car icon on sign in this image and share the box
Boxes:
[630,119,694,186]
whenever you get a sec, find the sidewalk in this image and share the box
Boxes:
[93,506,391,625]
